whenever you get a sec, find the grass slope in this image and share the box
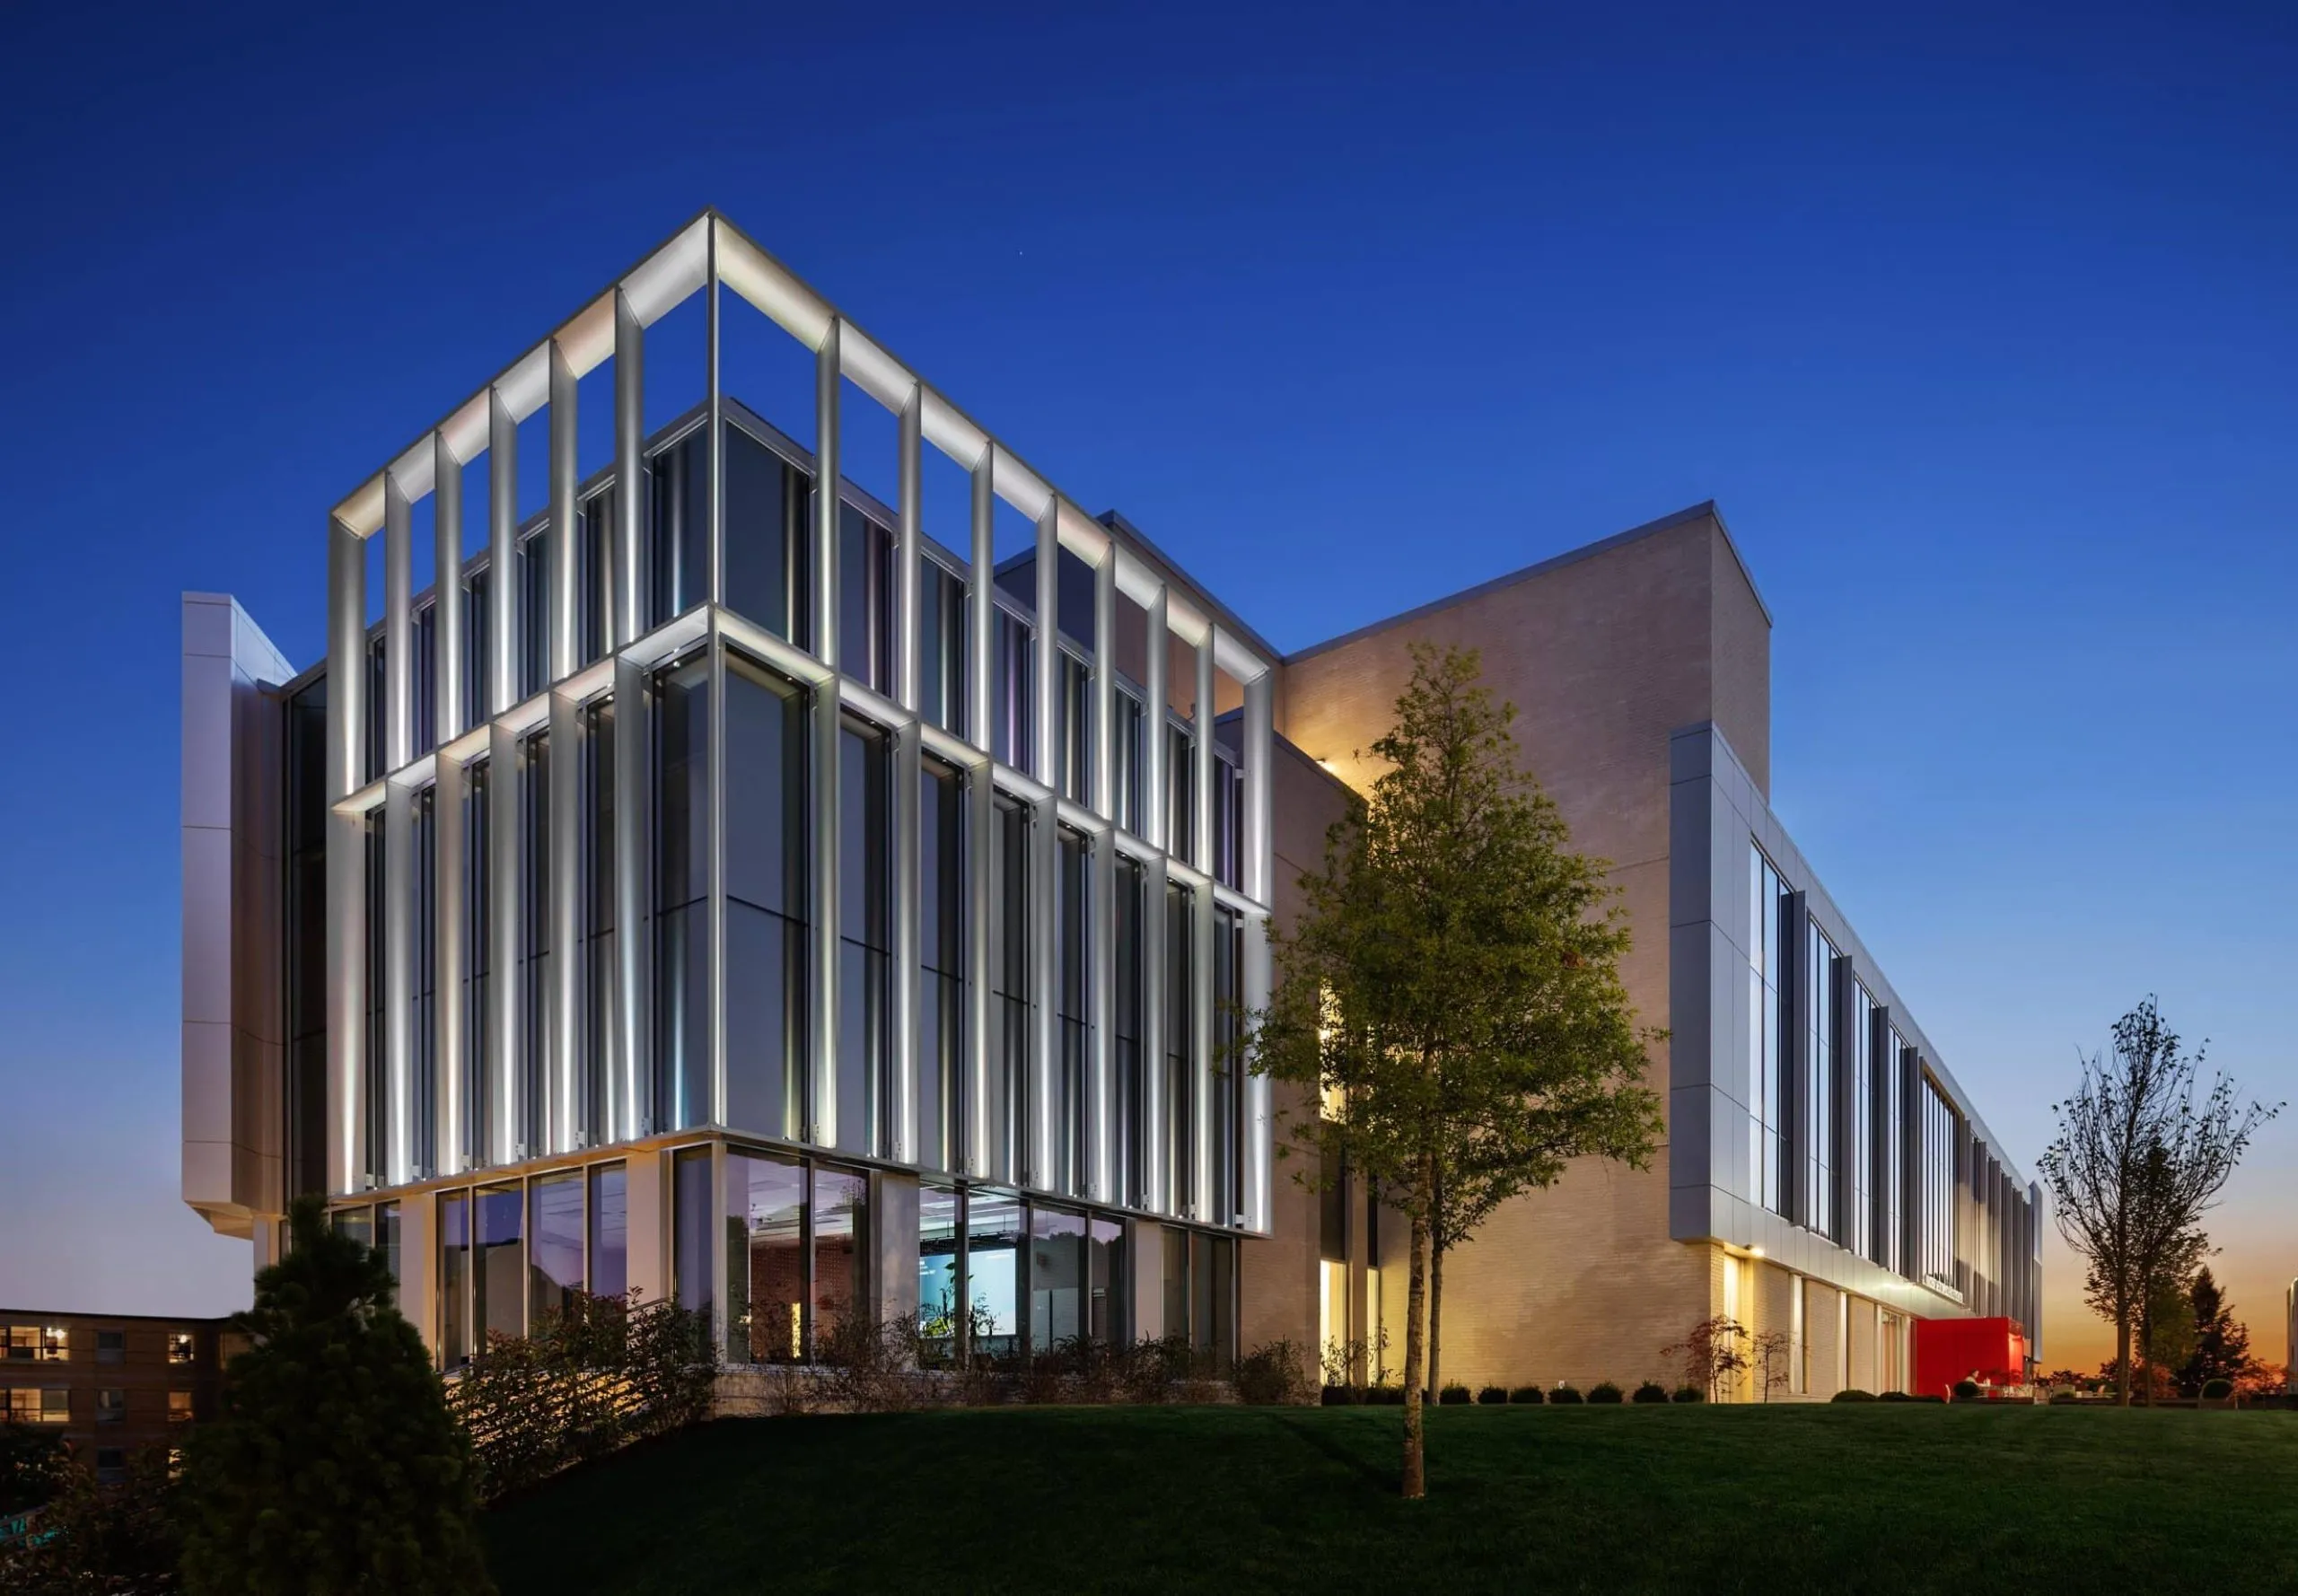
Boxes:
[484,1403,2298,1594]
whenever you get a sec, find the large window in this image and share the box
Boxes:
[463,759,492,1170]
[1057,651,1092,805]
[915,1188,1125,1362]
[1884,1026,1908,1276]
[580,699,616,1148]
[1851,982,1876,1264]
[517,730,550,1158]
[475,1182,525,1347]
[918,558,968,737]
[1748,846,1789,1216]
[1918,1074,1960,1292]
[918,759,966,1173]
[1806,921,1838,1239]
[992,608,1032,771]
[1056,827,1092,1196]
[838,503,894,696]
[411,786,437,1179]
[706,1148,872,1365]
[1029,1205,1088,1349]
[5,1389,68,1425]
[838,717,891,1155]
[653,655,711,1132]
[724,422,810,647]
[1113,856,1145,1209]
[1112,689,1145,836]
[529,1171,585,1326]
[725,654,810,1140]
[988,796,1031,1186]
[1213,905,1243,1224]
[436,1161,627,1365]
[1165,881,1195,1217]
[647,424,709,627]
[4,1327,67,1363]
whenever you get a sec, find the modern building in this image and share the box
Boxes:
[1,1311,234,1478]
[181,208,2039,1396]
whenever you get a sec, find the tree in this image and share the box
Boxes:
[2136,1248,2201,1401]
[1,1440,182,1593]
[180,1196,494,1595]
[1251,644,1662,1498]
[1662,1316,1748,1402]
[2036,998,2279,1407]
[1750,1330,1794,1402]
[2176,1267,2255,1398]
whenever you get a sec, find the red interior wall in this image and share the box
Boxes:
[1912,1316,2029,1398]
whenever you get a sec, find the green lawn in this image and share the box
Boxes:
[483,1402,2298,1594]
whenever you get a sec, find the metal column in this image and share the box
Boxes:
[488,392,518,716]
[488,720,522,1163]
[548,688,581,1153]
[325,517,367,1196]
[434,750,465,1175]
[968,452,994,753]
[614,292,645,650]
[1144,586,1168,850]
[1088,550,1117,1202]
[613,654,648,1142]
[548,340,578,685]
[1243,670,1271,906]
[434,434,465,743]
[890,387,923,1163]
[383,778,414,1186]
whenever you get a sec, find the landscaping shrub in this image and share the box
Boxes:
[1672,1386,1706,1404]
[1478,1385,1509,1405]
[1878,1390,1912,1402]
[2202,1378,2233,1400]
[1235,1339,1314,1406]
[1632,1381,1670,1404]
[1367,1384,1408,1406]
[2049,1390,2079,1404]
[1588,1381,1624,1404]
[1917,1394,1948,1404]
[1509,1385,1545,1405]
[1952,1381,1982,1402]
[1550,1384,1583,1405]
[1321,1385,1358,1407]
[1831,1389,1877,1402]
[1439,1384,1472,1405]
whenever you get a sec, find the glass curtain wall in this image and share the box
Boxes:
[581,702,616,1148]
[989,797,1031,1185]
[517,732,550,1157]
[529,1171,584,1325]
[1806,924,1838,1239]
[1919,1076,1959,1291]
[654,657,710,1132]
[918,759,966,1172]
[1056,828,1091,1195]
[1113,857,1144,1209]
[1851,983,1876,1263]
[648,425,710,627]
[706,1148,873,1365]
[838,718,891,1155]
[1165,882,1194,1218]
[918,558,968,737]
[723,421,810,646]
[725,655,809,1140]
[1748,846,1788,1216]
[1213,906,1243,1225]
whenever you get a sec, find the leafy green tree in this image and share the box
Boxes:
[0,1421,67,1516]
[1251,644,1662,1498]
[180,1196,494,1595]
[2176,1267,2255,1397]
[1,1440,183,1593]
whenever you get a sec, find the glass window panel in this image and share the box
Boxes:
[966,1190,1023,1359]
[333,1206,375,1252]
[726,654,809,1141]
[475,1182,525,1346]
[672,1147,714,1319]
[838,720,890,1156]
[529,1171,585,1327]
[725,424,808,645]
[811,1164,870,1353]
[1088,1216,1127,1345]
[440,1192,470,1367]
[1030,1205,1087,1351]
[918,759,965,1173]
[917,1182,963,1364]
[590,1162,628,1302]
[518,731,551,1157]
[582,700,616,1147]
[378,1202,401,1310]
[1057,829,1092,1196]
[1162,1226,1188,1344]
[655,657,712,1131]
[838,503,893,694]
[728,1149,805,1364]
[648,427,709,626]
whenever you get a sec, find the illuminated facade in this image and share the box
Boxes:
[182,211,2038,1391]
[182,210,1276,1368]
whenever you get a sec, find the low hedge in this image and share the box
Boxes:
[1588,1382,1624,1404]
[1672,1386,1706,1404]
[1830,1389,1877,1402]
[1477,1385,1509,1406]
[1438,1384,1472,1406]
[1509,1385,1545,1405]
[1632,1381,1671,1404]
[1549,1385,1583,1406]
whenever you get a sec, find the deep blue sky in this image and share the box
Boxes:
[2,3,2290,1364]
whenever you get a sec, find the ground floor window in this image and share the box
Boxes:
[425,1157,630,1367]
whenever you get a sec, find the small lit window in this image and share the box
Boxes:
[97,1389,127,1425]
[4,1326,68,1362]
[96,1329,125,1364]
[167,1390,194,1424]
[6,1388,70,1424]
[166,1332,195,1365]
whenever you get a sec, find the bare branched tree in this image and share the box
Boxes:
[2037,998,2280,1407]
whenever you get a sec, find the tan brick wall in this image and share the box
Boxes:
[1847,1294,1880,1393]
[1806,1279,1844,1399]
[1249,508,1773,1399]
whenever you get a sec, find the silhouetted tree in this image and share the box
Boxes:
[2038,999,2278,1406]
[2176,1267,2254,1397]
